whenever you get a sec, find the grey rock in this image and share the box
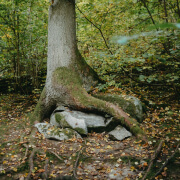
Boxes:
[69,110,112,128]
[50,113,60,127]
[35,123,81,141]
[50,109,88,135]
[50,107,114,134]
[120,95,143,122]
[93,94,144,122]
[108,125,132,141]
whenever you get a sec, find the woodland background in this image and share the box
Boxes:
[0,0,179,179]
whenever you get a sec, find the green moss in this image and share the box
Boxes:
[53,67,83,86]
[30,87,46,123]
[55,113,66,125]
[74,127,87,135]
[61,128,76,138]
[93,94,143,122]
[52,67,146,139]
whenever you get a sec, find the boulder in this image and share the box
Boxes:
[66,110,112,128]
[50,110,88,135]
[108,125,132,141]
[50,107,114,133]
[93,94,144,122]
[35,123,81,141]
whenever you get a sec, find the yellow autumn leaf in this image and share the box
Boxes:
[138,173,142,178]
[100,149,105,152]
[57,170,63,174]
[12,168,17,172]
[6,34,12,38]
[50,173,56,177]
[69,147,73,151]
[0,170,5,174]
[107,145,113,149]
[24,173,28,177]
[3,160,8,164]
[106,168,111,173]
[130,166,136,171]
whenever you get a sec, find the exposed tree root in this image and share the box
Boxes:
[30,67,147,140]
[48,150,63,161]
[142,140,164,180]
[22,144,29,163]
[26,148,37,180]
[151,143,179,180]
[73,94,147,140]
[41,158,49,179]
[73,147,84,180]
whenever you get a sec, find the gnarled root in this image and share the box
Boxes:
[72,92,147,140]
[31,67,147,140]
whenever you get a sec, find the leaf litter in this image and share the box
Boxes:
[0,92,179,179]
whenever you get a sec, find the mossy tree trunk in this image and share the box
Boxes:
[31,0,147,140]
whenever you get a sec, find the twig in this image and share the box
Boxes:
[48,150,63,161]
[22,145,29,162]
[76,5,113,55]
[26,148,36,180]
[73,147,84,180]
[142,140,164,180]
[151,143,180,179]
[41,158,49,179]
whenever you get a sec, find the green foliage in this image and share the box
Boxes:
[0,0,179,99]
[0,0,48,93]
[76,0,180,98]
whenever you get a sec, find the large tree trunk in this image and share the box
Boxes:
[31,0,146,140]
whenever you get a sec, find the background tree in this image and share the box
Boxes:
[0,0,48,93]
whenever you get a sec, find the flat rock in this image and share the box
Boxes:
[50,107,113,134]
[35,123,81,141]
[108,125,132,141]
[68,110,112,128]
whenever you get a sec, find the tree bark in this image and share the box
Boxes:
[31,0,146,139]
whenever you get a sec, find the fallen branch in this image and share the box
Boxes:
[73,147,84,180]
[47,150,63,161]
[142,140,164,180]
[26,148,36,180]
[151,143,179,179]
[20,144,29,165]
[41,158,49,179]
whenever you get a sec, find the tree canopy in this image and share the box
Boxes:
[0,0,179,98]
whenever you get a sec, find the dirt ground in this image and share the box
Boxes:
[0,94,179,179]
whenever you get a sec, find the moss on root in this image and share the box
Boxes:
[30,88,47,124]
[93,94,143,122]
[52,67,147,140]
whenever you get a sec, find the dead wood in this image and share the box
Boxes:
[151,143,179,179]
[73,147,84,180]
[142,140,164,180]
[48,150,63,161]
[41,158,49,179]
[26,148,36,180]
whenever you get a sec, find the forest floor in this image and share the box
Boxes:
[0,87,179,180]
